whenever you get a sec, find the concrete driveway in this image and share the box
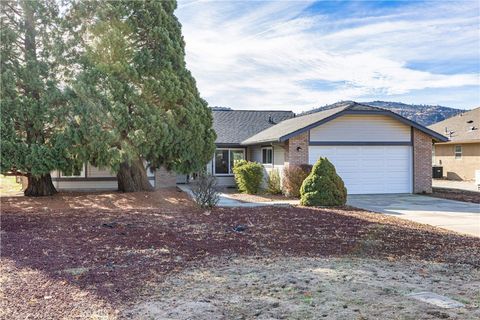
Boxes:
[347,194,480,237]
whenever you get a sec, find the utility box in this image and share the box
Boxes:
[432,166,443,179]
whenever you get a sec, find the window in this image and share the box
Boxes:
[214,149,245,175]
[61,164,86,178]
[455,145,462,159]
[262,147,273,164]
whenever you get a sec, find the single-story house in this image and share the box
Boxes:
[50,163,180,191]
[208,102,447,194]
[429,107,480,181]
[52,101,447,194]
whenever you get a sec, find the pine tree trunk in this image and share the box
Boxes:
[117,158,154,192]
[24,174,57,197]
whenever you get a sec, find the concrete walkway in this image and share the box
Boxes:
[347,194,480,237]
[177,185,298,207]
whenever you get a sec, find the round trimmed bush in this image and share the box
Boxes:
[300,157,347,206]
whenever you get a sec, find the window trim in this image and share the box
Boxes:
[454,145,462,160]
[214,148,245,176]
[261,147,273,165]
[60,163,86,178]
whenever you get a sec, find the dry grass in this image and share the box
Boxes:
[0,175,23,197]
[1,189,479,319]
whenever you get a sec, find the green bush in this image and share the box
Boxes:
[233,160,264,194]
[300,157,347,206]
[282,164,312,198]
[266,169,282,194]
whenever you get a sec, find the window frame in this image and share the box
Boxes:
[261,147,273,165]
[60,163,86,178]
[214,148,245,176]
[454,145,462,160]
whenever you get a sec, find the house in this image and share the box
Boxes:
[52,101,447,194]
[429,107,480,181]
[209,102,447,194]
[206,109,295,186]
[50,163,179,190]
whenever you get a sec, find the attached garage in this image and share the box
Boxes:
[309,145,412,194]
[242,102,448,194]
[307,113,413,194]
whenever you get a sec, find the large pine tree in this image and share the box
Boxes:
[1,0,78,196]
[70,0,216,192]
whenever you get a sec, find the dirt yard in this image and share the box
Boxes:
[221,187,298,203]
[1,189,479,319]
[128,257,479,320]
[430,187,480,204]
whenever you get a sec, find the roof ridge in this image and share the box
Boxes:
[212,109,294,113]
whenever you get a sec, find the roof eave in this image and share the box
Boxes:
[241,138,281,146]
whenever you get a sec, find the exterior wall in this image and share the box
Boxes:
[52,163,156,190]
[413,129,433,193]
[154,167,177,189]
[54,180,118,190]
[86,164,116,178]
[433,143,480,180]
[285,132,309,167]
[309,115,410,142]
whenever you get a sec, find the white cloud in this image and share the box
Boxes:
[176,0,480,111]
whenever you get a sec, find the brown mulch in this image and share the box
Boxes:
[430,187,480,204]
[1,188,479,318]
[221,188,297,203]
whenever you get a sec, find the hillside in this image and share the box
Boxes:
[302,101,464,126]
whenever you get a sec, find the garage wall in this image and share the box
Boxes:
[309,114,410,142]
[413,129,433,193]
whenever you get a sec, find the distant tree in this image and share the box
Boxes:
[0,0,78,196]
[70,0,216,192]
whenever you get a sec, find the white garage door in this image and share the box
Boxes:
[309,145,412,194]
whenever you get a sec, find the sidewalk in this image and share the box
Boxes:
[177,185,298,207]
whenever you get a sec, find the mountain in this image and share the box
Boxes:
[302,101,464,126]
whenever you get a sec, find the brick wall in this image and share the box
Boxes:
[285,132,309,166]
[413,128,432,193]
[155,167,177,189]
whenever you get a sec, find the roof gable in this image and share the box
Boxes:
[242,102,448,145]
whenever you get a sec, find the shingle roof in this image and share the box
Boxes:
[429,107,480,143]
[242,101,448,145]
[212,110,295,145]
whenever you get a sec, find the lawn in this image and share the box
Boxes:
[1,189,479,319]
[0,175,23,197]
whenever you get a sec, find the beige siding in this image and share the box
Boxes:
[86,164,115,178]
[52,162,156,191]
[433,143,480,180]
[216,176,236,186]
[309,114,410,142]
[250,145,262,163]
[54,180,118,190]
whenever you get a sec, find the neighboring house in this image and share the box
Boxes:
[429,107,480,181]
[209,102,446,194]
[53,101,447,194]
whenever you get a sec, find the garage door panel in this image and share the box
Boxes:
[309,145,412,194]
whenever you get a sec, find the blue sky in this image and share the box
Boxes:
[176,0,479,111]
